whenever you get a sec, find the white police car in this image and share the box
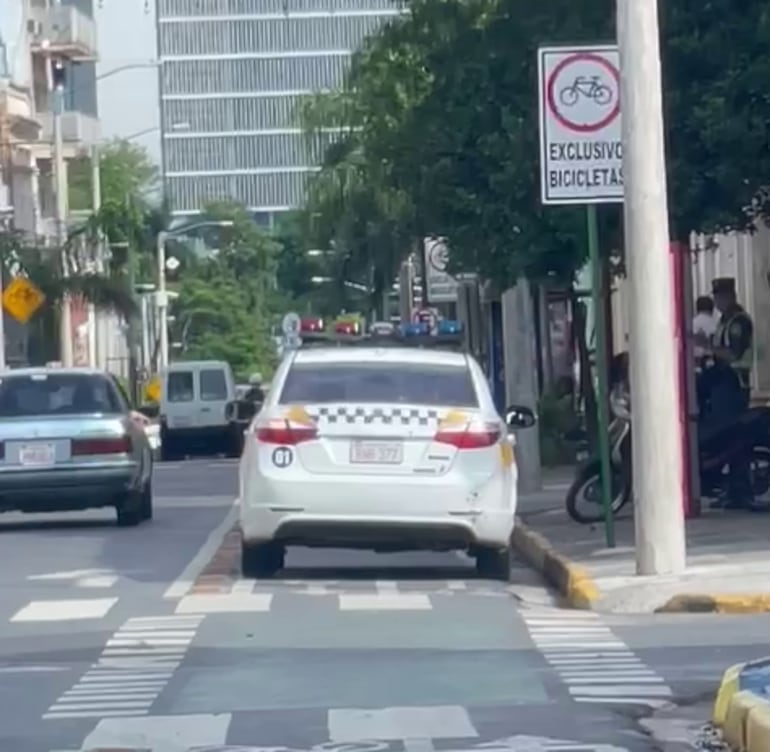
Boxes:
[238,323,535,580]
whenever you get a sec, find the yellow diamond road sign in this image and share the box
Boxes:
[2,276,46,325]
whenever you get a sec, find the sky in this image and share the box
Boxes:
[95,0,161,163]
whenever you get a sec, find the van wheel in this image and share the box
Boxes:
[241,542,284,578]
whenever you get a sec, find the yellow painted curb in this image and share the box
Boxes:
[512,518,601,609]
[723,691,769,751]
[658,593,770,614]
[713,662,770,752]
[746,700,770,752]
[713,663,745,726]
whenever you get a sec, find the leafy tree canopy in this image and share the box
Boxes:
[168,202,280,380]
[304,0,770,289]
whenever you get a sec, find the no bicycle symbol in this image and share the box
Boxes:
[546,52,620,133]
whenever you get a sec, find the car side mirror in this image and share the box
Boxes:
[505,405,536,429]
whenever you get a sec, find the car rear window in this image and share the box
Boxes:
[199,369,228,401]
[0,373,122,417]
[168,371,194,402]
[279,362,478,407]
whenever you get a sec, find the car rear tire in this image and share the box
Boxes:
[476,545,513,582]
[116,490,143,527]
[241,542,284,579]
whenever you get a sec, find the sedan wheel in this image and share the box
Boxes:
[241,542,284,579]
[476,545,513,582]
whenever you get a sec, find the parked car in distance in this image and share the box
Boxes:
[0,367,154,526]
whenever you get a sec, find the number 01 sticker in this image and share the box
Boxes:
[272,446,293,468]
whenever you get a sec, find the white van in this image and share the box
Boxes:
[159,360,238,460]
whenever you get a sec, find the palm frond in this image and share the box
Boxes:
[41,273,137,318]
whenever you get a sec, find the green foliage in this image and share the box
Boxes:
[69,139,160,214]
[169,203,279,380]
[304,0,770,287]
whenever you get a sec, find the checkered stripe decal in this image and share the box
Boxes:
[308,406,441,426]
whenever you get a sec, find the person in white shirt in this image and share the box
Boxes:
[693,295,718,359]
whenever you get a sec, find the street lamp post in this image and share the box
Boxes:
[155,221,234,370]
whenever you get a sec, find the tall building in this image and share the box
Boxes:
[0,0,103,367]
[156,0,401,224]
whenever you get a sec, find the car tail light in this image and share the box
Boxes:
[255,418,318,445]
[72,436,133,455]
[434,423,500,450]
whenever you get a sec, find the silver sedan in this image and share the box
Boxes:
[0,367,153,526]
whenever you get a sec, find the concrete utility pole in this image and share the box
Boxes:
[51,59,73,367]
[501,280,541,494]
[617,0,686,575]
[156,230,170,371]
[88,143,101,368]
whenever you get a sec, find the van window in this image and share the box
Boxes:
[199,369,228,401]
[168,371,194,403]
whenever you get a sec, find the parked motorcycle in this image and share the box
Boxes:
[565,387,770,524]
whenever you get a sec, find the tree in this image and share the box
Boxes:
[168,202,280,379]
[0,227,136,364]
[69,139,159,213]
[304,0,770,288]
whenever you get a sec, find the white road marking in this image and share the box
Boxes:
[44,615,202,719]
[523,609,673,708]
[11,597,118,623]
[27,568,119,589]
[175,593,273,613]
[163,499,239,600]
[338,593,432,611]
[328,705,478,742]
[0,665,68,673]
[79,712,231,750]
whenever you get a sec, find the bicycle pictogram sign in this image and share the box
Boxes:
[545,51,620,134]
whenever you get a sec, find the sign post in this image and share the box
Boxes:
[281,311,302,352]
[538,44,623,547]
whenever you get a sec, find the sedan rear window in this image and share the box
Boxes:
[280,362,478,407]
[0,374,122,417]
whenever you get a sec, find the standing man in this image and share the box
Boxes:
[708,277,756,510]
[711,278,753,406]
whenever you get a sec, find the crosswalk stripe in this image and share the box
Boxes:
[523,609,672,708]
[43,615,203,719]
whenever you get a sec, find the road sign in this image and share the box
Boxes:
[538,45,624,205]
[281,311,301,336]
[144,375,161,403]
[2,276,46,324]
[424,237,457,303]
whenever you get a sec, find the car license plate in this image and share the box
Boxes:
[350,440,403,465]
[19,443,56,466]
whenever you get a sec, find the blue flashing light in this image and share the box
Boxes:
[438,320,463,335]
[400,322,430,337]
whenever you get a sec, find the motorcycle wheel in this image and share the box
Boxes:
[750,445,770,499]
[565,459,631,524]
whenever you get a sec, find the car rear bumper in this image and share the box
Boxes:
[239,473,514,550]
[0,464,139,512]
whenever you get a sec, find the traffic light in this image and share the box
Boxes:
[51,59,66,89]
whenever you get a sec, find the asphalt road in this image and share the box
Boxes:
[0,459,767,752]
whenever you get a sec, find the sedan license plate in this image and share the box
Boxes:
[350,440,403,465]
[19,443,56,467]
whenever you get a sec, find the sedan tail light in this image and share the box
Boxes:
[255,418,318,445]
[72,436,132,456]
[434,422,501,450]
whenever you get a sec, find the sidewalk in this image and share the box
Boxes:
[514,467,770,613]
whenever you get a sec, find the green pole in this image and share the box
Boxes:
[587,204,615,548]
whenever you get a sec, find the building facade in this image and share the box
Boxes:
[0,0,102,366]
[156,0,401,224]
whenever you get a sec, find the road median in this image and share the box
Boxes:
[713,659,770,751]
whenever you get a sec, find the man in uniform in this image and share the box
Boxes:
[706,278,755,509]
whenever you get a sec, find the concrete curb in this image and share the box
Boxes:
[713,661,770,751]
[657,593,770,614]
[511,517,600,609]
